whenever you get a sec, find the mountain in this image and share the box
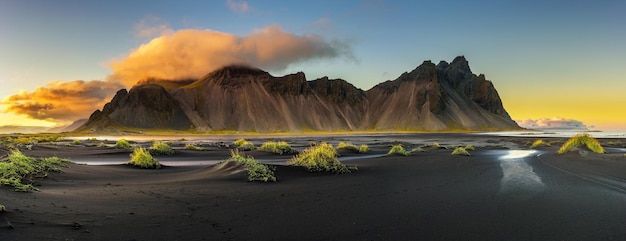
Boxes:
[48,119,88,133]
[78,57,519,133]
[363,56,516,130]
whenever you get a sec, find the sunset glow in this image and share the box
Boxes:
[1,0,625,131]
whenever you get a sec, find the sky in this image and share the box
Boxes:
[1,0,625,131]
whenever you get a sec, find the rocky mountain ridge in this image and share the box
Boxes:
[77,56,520,133]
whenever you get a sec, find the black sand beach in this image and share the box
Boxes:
[1,134,625,241]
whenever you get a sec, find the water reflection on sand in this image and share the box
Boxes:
[497,150,544,201]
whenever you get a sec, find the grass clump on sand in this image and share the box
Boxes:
[451,147,471,156]
[337,141,358,151]
[114,139,131,149]
[0,150,70,192]
[128,147,161,169]
[149,141,175,155]
[233,138,255,150]
[464,145,475,151]
[259,141,297,155]
[530,139,551,148]
[289,142,351,174]
[225,150,276,182]
[71,140,82,145]
[358,144,369,153]
[411,147,427,153]
[557,133,605,154]
[184,143,204,151]
[387,144,410,156]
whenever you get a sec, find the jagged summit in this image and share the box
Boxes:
[202,64,269,80]
[78,56,520,133]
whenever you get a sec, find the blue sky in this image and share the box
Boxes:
[1,0,625,130]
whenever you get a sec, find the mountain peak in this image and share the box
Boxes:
[449,55,471,72]
[208,64,269,78]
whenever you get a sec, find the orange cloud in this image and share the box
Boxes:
[109,25,354,87]
[2,80,123,122]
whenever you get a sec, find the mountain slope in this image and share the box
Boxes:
[169,65,367,132]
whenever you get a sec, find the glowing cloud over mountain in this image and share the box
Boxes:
[109,25,353,87]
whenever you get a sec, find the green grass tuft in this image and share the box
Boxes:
[530,139,551,148]
[451,147,471,156]
[226,150,276,182]
[464,145,475,151]
[71,140,82,145]
[128,147,160,169]
[0,150,70,192]
[233,138,255,150]
[149,141,175,155]
[258,141,297,155]
[358,144,370,153]
[289,142,350,174]
[184,143,204,151]
[410,147,427,153]
[337,141,359,152]
[387,144,410,156]
[114,139,131,149]
[557,134,605,154]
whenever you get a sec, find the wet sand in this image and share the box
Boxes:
[1,133,625,241]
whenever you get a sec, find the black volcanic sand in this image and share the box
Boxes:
[1,134,625,241]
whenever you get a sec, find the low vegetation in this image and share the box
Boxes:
[0,204,5,212]
[557,133,605,154]
[530,139,551,148]
[149,141,175,155]
[337,141,358,152]
[225,150,276,182]
[114,139,131,149]
[259,141,297,154]
[128,147,161,169]
[411,147,426,153]
[0,150,70,192]
[289,142,351,174]
[233,138,255,150]
[184,143,204,151]
[2,134,63,145]
[358,144,369,153]
[387,144,410,156]
[464,145,475,151]
[71,140,82,145]
[451,147,471,156]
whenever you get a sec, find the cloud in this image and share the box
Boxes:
[516,117,590,130]
[134,15,174,38]
[108,25,354,87]
[2,80,123,122]
[226,0,251,13]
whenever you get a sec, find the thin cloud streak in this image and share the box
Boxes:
[226,0,251,13]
